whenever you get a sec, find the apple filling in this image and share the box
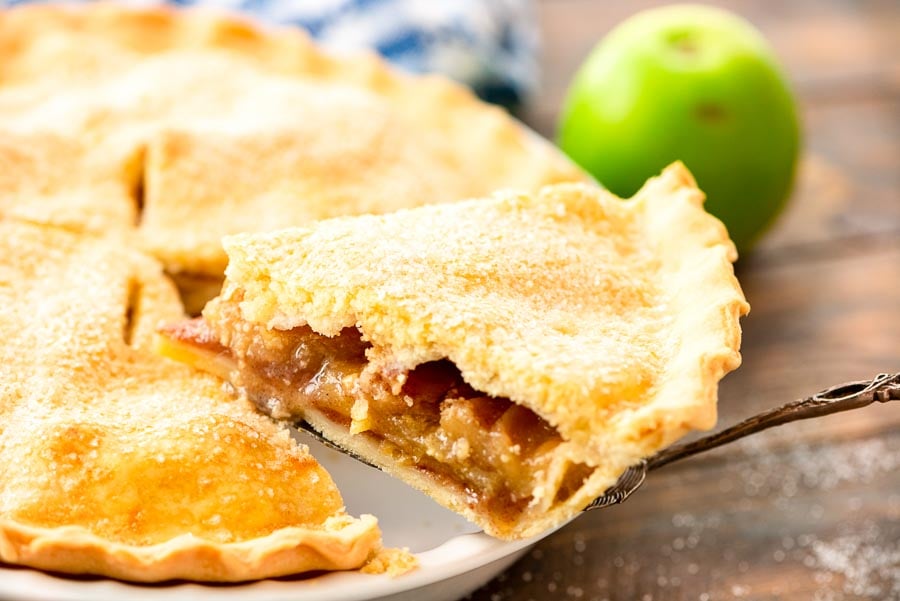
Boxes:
[160,305,594,530]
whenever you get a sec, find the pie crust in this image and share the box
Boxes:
[159,163,750,539]
[0,2,586,299]
[0,221,382,582]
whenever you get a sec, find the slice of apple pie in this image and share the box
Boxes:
[158,163,749,539]
[0,221,382,582]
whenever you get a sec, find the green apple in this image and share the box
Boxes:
[557,4,800,255]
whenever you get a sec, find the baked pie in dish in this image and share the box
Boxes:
[0,2,585,311]
[0,1,584,581]
[0,221,383,582]
[0,1,747,581]
[159,163,750,539]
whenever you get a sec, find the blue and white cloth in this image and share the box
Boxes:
[4,0,539,107]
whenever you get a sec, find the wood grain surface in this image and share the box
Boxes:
[468,1,900,600]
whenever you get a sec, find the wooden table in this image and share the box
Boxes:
[469,1,900,599]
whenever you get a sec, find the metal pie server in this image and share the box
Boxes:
[584,372,900,511]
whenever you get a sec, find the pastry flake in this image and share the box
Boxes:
[158,163,750,539]
[0,221,382,582]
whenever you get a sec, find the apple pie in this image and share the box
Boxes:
[0,220,383,582]
[0,2,586,310]
[159,163,750,539]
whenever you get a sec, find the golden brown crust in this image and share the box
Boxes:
[0,132,142,234]
[0,221,381,582]
[0,2,587,277]
[210,163,748,537]
[0,516,380,583]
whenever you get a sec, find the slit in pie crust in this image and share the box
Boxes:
[0,221,383,582]
[158,163,750,539]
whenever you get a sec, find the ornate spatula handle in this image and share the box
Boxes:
[586,372,900,511]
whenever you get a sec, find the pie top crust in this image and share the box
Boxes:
[0,2,586,278]
[211,163,749,535]
[0,221,382,582]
